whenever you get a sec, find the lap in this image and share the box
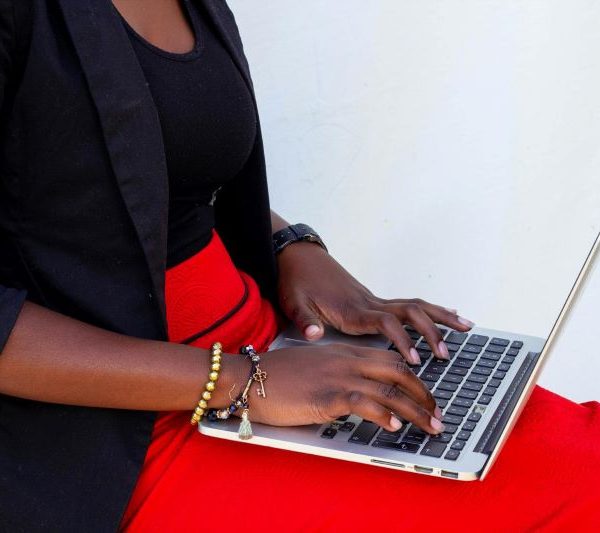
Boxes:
[122,386,600,532]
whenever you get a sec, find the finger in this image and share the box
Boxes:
[352,379,445,434]
[355,351,437,415]
[289,296,325,341]
[339,389,406,433]
[367,311,420,365]
[396,303,449,360]
[416,301,475,332]
[384,298,475,332]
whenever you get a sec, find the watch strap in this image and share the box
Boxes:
[272,223,327,255]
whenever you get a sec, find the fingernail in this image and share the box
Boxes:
[430,417,445,433]
[445,307,458,314]
[304,324,321,338]
[434,406,443,420]
[409,347,420,365]
[390,416,403,431]
[458,316,475,329]
[437,341,449,359]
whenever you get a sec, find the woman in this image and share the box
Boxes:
[0,1,598,531]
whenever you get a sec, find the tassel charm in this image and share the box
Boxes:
[238,408,253,440]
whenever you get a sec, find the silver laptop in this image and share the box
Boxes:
[200,232,599,481]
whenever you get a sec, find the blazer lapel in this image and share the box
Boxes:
[58,0,169,334]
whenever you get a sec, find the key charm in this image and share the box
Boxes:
[252,367,268,398]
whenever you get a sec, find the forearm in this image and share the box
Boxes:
[0,301,245,411]
[270,209,290,233]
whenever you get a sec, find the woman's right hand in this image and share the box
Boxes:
[232,343,445,435]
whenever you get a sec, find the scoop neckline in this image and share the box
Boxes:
[114,0,203,62]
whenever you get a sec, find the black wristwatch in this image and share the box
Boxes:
[272,223,328,255]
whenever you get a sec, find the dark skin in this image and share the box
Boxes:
[0,0,475,435]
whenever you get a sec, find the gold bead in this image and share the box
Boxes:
[194,407,205,416]
[209,371,219,382]
[202,390,212,401]
[211,362,221,372]
[199,399,208,409]
[213,342,222,351]
[211,354,222,364]
[206,381,215,392]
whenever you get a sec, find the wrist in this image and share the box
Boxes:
[209,352,249,409]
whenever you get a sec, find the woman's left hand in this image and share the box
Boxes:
[276,241,475,365]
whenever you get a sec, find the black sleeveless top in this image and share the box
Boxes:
[118,0,257,266]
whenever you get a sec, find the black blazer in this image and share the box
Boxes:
[0,1,276,531]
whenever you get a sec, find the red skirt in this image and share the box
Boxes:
[121,231,600,532]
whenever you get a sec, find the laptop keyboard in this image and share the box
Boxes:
[320,327,525,462]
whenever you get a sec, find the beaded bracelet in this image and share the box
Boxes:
[205,344,267,440]
[190,342,222,425]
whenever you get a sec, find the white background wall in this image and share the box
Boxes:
[229,0,600,402]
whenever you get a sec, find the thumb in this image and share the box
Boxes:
[293,301,325,341]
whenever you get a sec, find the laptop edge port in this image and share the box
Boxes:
[414,465,433,474]
[371,459,405,469]
[441,470,459,479]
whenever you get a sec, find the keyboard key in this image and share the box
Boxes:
[472,366,492,376]
[445,449,461,460]
[372,440,419,453]
[421,380,436,390]
[452,398,474,408]
[502,355,516,365]
[477,359,497,369]
[493,371,506,380]
[456,430,471,441]
[453,358,474,369]
[417,340,432,351]
[457,389,479,400]
[456,351,478,361]
[462,421,477,431]
[442,373,463,384]
[481,351,501,361]
[462,381,483,392]
[442,424,458,434]
[446,405,469,417]
[321,428,337,439]
[376,430,402,442]
[489,378,502,388]
[438,328,448,337]
[467,334,489,347]
[461,344,482,354]
[482,386,497,396]
[348,421,379,445]
[429,432,453,443]
[421,372,442,382]
[404,426,427,443]
[510,341,524,349]
[424,363,446,374]
[339,421,356,432]
[437,381,459,392]
[446,331,468,345]
[436,398,448,408]
[490,337,510,347]
[467,412,482,422]
[498,363,511,372]
[485,344,506,354]
[446,342,462,353]
[442,414,463,425]
[466,374,487,384]
[451,440,465,450]
[447,366,468,376]
[506,348,520,356]
[420,441,447,458]
[479,395,493,405]
[417,349,432,360]
[336,415,350,422]
[433,389,453,400]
